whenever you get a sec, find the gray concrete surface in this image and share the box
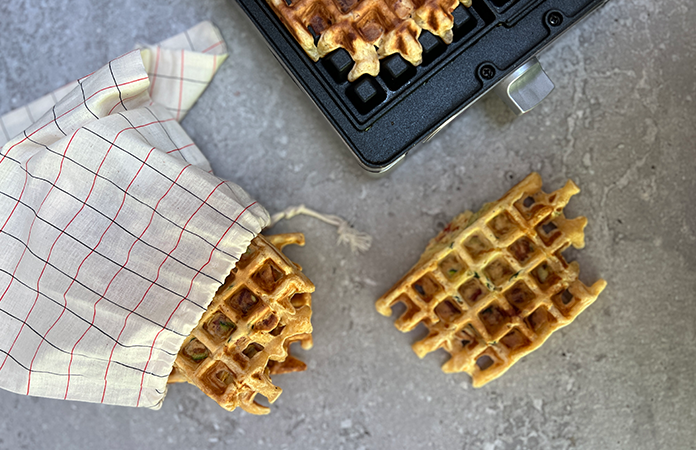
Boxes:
[1,0,695,449]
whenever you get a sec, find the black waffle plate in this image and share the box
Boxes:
[234,0,607,172]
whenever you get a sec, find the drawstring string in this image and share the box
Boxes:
[268,205,372,254]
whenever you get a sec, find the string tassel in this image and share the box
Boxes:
[268,205,372,254]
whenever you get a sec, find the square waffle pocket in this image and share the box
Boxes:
[376,172,606,387]
[169,233,314,414]
[264,0,473,81]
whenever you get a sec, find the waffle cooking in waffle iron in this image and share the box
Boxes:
[265,0,473,81]
[169,233,314,414]
[376,173,606,387]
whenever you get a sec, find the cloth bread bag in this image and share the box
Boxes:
[0,22,271,409]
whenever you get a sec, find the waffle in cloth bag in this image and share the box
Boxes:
[0,22,314,413]
[168,233,315,414]
[376,173,606,387]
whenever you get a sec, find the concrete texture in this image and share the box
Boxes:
[1,0,695,449]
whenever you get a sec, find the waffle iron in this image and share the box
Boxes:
[234,0,608,173]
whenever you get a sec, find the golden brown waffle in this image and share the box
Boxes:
[265,0,473,82]
[376,173,606,387]
[169,233,314,414]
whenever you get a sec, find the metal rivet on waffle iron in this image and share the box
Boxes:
[480,64,496,80]
[546,12,563,27]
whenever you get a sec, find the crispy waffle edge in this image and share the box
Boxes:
[169,233,315,414]
[375,172,607,387]
[264,0,474,82]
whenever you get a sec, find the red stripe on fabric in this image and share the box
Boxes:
[104,118,176,153]
[176,50,185,121]
[149,47,161,97]
[0,155,37,305]
[0,116,173,388]
[166,143,195,154]
[77,72,96,83]
[51,76,149,122]
[24,127,133,394]
[60,146,159,398]
[202,41,223,53]
[0,130,79,379]
[107,92,142,115]
[89,77,149,101]
[0,159,32,236]
[134,200,257,406]
[107,102,121,116]
[0,76,149,166]
[100,167,210,404]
